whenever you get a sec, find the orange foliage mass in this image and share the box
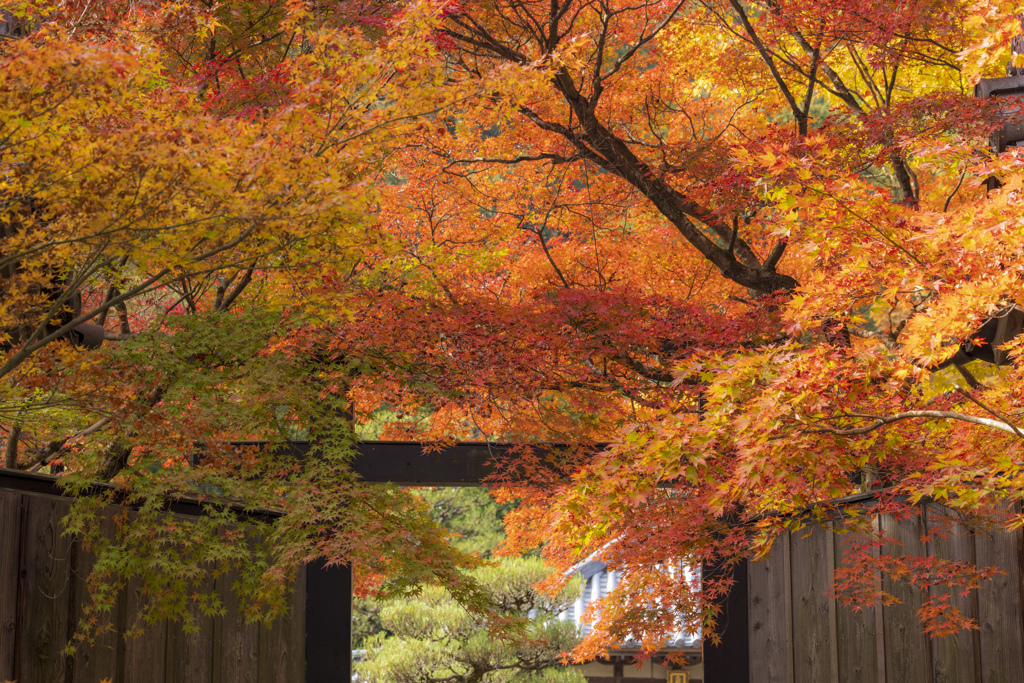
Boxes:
[3,0,1024,655]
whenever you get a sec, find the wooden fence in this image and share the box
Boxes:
[0,474,313,683]
[707,502,1024,683]
[0,440,607,683]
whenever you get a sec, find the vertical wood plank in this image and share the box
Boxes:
[72,510,121,683]
[289,565,306,683]
[17,495,74,683]
[790,525,834,683]
[881,511,931,683]
[834,526,879,683]
[123,575,167,683]
[257,569,305,683]
[826,524,839,683]
[925,504,978,683]
[975,527,1024,683]
[306,561,354,683]
[0,491,23,681]
[783,535,795,683]
[700,556,750,683]
[167,576,215,683]
[874,515,887,683]
[748,536,789,683]
[212,568,259,683]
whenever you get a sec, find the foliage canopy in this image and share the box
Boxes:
[3,0,1024,656]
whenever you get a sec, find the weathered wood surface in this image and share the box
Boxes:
[925,504,978,683]
[790,525,836,683]
[881,512,931,683]
[258,567,306,683]
[748,506,1024,683]
[168,575,215,683]
[213,568,260,683]
[0,485,308,683]
[0,491,23,681]
[17,495,75,683]
[72,510,121,683]
[123,570,168,681]
[975,523,1024,683]
[748,537,790,683]
[832,526,878,683]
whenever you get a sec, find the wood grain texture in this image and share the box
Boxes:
[925,504,978,683]
[748,536,790,683]
[72,510,121,683]
[825,525,839,683]
[881,512,931,683]
[257,568,306,683]
[0,491,23,681]
[790,525,836,683]
[0,479,324,683]
[833,527,879,683]
[122,575,167,683]
[873,516,886,683]
[975,527,1024,683]
[168,576,215,683]
[783,533,794,683]
[17,495,74,683]
[289,565,306,683]
[212,568,259,683]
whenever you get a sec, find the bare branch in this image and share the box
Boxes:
[943,171,967,213]
[25,416,112,472]
[762,238,788,271]
[97,385,167,481]
[218,266,255,312]
[452,153,579,165]
[4,425,20,469]
[957,390,1024,438]
[954,363,980,390]
[809,410,1023,437]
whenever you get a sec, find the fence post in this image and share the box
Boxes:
[702,557,749,683]
[305,560,352,682]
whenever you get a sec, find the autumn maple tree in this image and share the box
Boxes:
[4,0,1024,660]
[333,0,1024,655]
[0,0,487,632]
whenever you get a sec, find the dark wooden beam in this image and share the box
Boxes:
[306,559,352,683]
[0,467,287,521]
[230,440,605,486]
[702,557,750,683]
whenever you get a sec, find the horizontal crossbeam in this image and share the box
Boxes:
[229,440,607,486]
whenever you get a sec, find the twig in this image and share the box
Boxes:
[943,171,967,213]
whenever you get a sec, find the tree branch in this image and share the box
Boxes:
[97,384,168,481]
[218,266,255,312]
[809,410,1023,437]
[957,390,1024,438]
[943,171,967,213]
[4,425,20,469]
[25,416,112,472]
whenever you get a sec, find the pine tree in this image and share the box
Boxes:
[357,557,585,683]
